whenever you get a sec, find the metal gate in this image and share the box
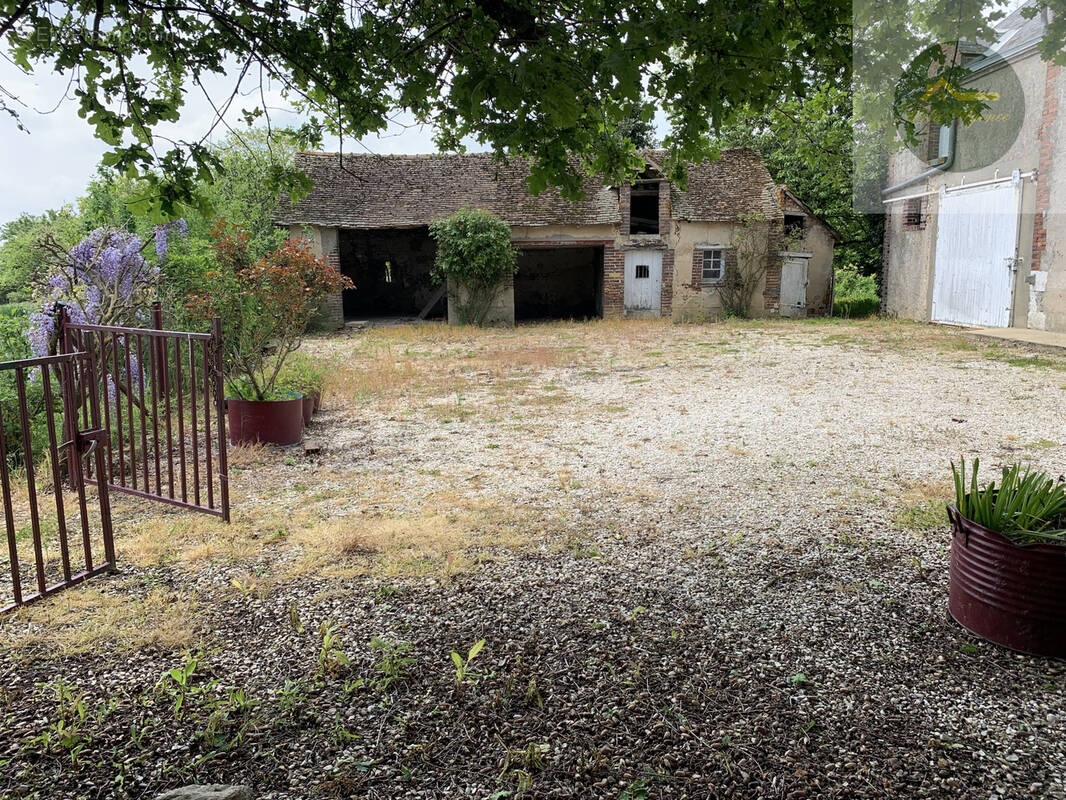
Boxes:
[932,177,1021,328]
[1,351,115,612]
[59,307,230,521]
[1,307,229,612]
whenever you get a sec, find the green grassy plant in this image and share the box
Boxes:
[952,458,1066,545]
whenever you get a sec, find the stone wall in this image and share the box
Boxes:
[291,225,345,331]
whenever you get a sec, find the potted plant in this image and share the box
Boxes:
[280,351,326,426]
[948,459,1066,658]
[187,222,352,446]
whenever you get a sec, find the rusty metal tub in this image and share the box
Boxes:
[948,505,1066,658]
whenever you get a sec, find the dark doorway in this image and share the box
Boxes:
[514,247,603,321]
[339,227,445,319]
[630,182,660,234]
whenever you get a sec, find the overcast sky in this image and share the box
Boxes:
[0,61,483,228]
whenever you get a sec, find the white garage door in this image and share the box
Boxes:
[931,180,1020,328]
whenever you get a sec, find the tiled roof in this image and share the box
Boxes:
[661,148,782,223]
[274,148,781,229]
[274,152,619,229]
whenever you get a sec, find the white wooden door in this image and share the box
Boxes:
[624,251,662,316]
[780,257,809,317]
[932,180,1020,328]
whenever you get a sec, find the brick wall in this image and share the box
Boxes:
[1033,63,1060,272]
[661,247,674,316]
[603,243,625,318]
[310,246,345,330]
[657,181,672,238]
[762,222,786,315]
[618,185,631,237]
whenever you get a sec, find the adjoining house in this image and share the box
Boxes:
[882,4,1066,332]
[274,149,839,326]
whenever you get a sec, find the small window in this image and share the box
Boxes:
[630,181,660,235]
[701,249,725,284]
[635,263,650,279]
[926,122,942,162]
[903,198,926,230]
[784,213,805,238]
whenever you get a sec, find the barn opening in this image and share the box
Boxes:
[630,179,660,235]
[338,227,446,319]
[513,246,603,321]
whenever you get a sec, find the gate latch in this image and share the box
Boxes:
[75,428,107,458]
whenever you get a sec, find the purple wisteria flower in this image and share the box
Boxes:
[27,226,171,364]
[154,219,189,263]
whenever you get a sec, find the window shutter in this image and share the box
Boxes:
[723,247,738,277]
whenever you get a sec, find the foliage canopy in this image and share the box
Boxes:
[2,0,851,213]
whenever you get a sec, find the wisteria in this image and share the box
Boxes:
[27,226,182,357]
[154,219,189,262]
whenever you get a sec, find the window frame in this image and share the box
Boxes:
[903,197,926,231]
[699,248,726,285]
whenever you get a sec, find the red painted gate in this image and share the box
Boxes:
[0,351,115,612]
[1,306,229,612]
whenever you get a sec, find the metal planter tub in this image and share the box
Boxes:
[948,505,1066,658]
[227,395,304,446]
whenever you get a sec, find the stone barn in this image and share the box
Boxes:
[274,149,838,326]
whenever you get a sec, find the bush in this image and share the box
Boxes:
[832,264,880,318]
[429,209,517,325]
[278,351,325,398]
[186,223,352,401]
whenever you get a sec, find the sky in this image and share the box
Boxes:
[0,61,481,227]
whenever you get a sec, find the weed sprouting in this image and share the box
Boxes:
[368,636,416,692]
[317,621,351,676]
[451,638,486,688]
[28,679,90,762]
[156,650,214,718]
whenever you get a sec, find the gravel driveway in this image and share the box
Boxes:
[2,319,1065,799]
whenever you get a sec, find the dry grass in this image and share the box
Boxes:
[892,478,953,533]
[1,585,201,660]
[288,494,558,580]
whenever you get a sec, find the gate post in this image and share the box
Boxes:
[212,316,230,522]
[152,301,169,396]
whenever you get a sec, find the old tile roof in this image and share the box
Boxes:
[274,152,619,229]
[273,148,782,229]
[657,148,783,223]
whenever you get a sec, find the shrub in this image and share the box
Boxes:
[186,222,352,401]
[278,351,325,398]
[833,264,880,318]
[429,209,517,325]
[26,226,180,357]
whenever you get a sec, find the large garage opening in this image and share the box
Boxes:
[513,246,603,321]
[338,227,445,319]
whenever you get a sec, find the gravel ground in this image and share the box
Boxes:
[2,318,1065,800]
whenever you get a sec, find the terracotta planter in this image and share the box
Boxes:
[227,395,304,446]
[948,505,1066,658]
[302,395,315,426]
